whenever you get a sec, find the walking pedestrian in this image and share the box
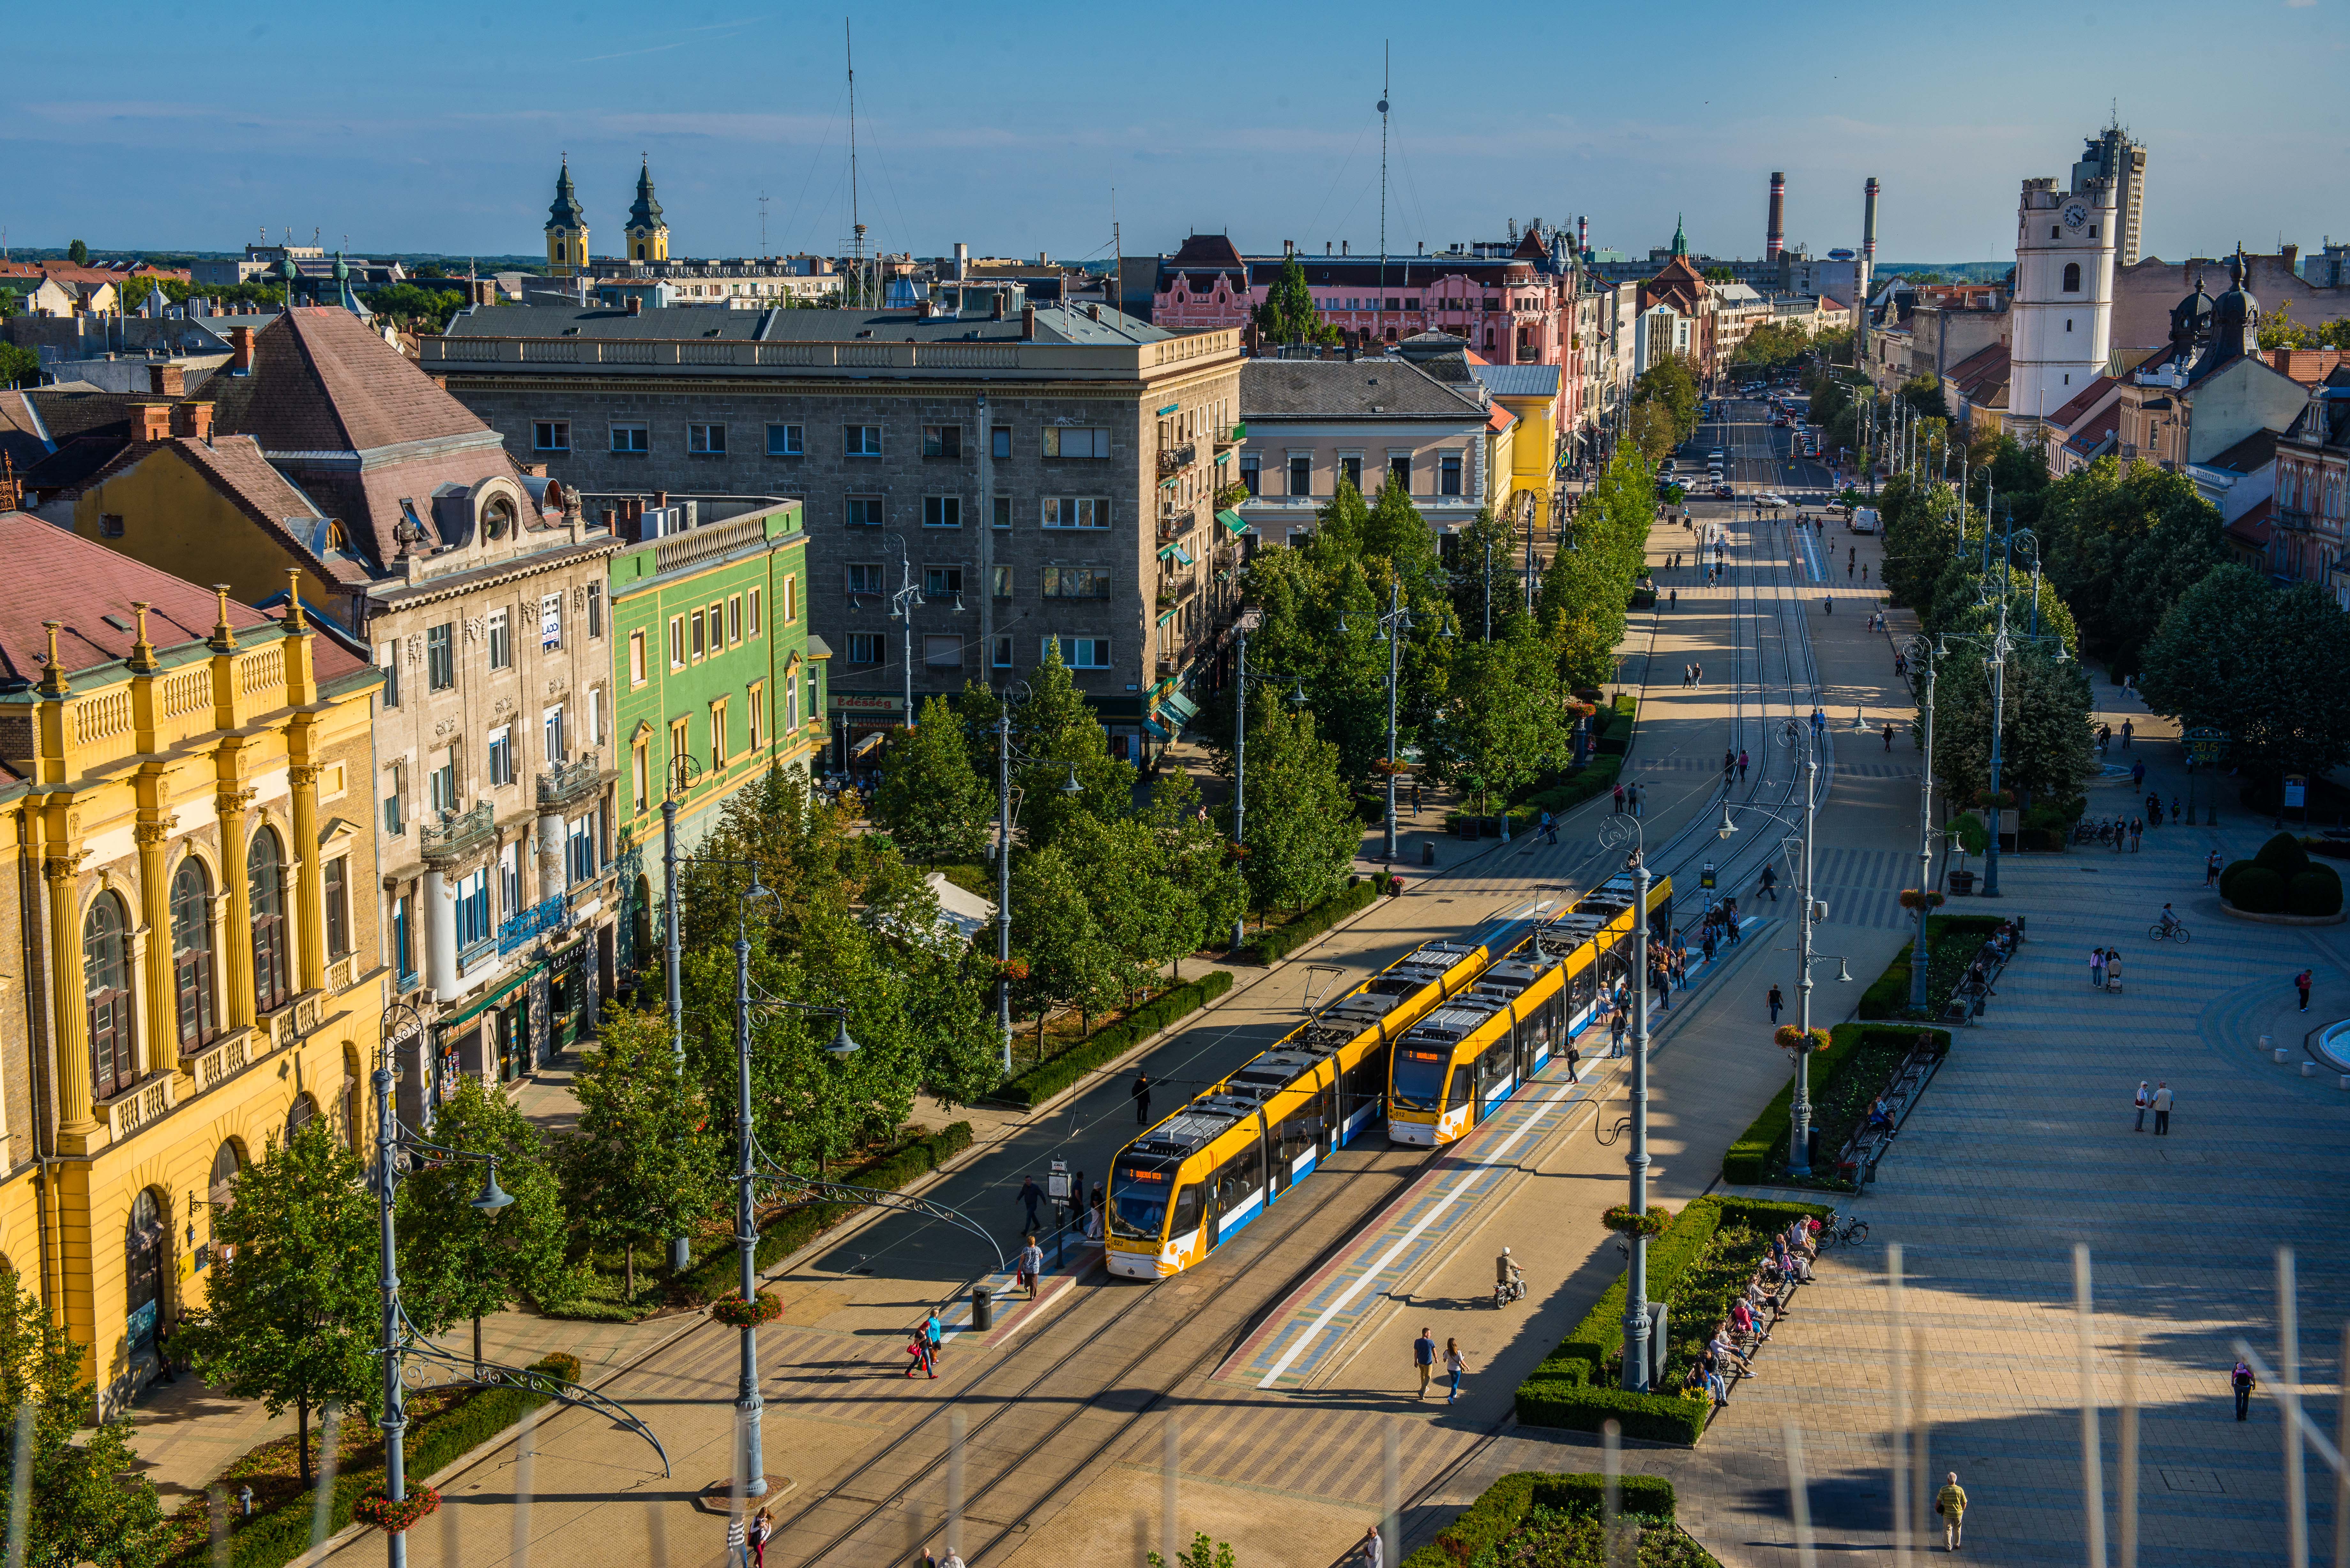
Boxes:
[1848,558,1855,581]
[1610,1006,1629,1058]
[2171,793,2183,823]
[1359,1525,1384,1568]
[1883,722,1895,752]
[1935,1473,1967,1551]
[1017,1234,1044,1298]
[1862,563,1870,583]
[1565,1040,1582,1083]
[750,1509,772,1568]
[2128,818,2142,852]
[2091,947,2106,989]
[1759,864,1779,902]
[1544,811,1559,846]
[1768,984,1784,1023]
[1737,748,1750,781]
[1412,779,1423,813]
[2206,850,2224,888]
[925,1309,944,1368]
[2297,968,2313,1012]
[1018,1176,1043,1233]
[2151,1081,2172,1135]
[1724,748,1736,783]
[153,1319,177,1384]
[1132,1071,1152,1125]
[1693,662,1703,684]
[2133,1080,2149,1131]
[1443,1338,1468,1404]
[726,1514,752,1568]
[1670,589,1678,611]
[2122,719,2135,750]
[1413,1327,1437,1399]
[2129,760,2145,792]
[1612,781,1625,815]
[2233,1358,2257,1421]
[2146,792,2163,828]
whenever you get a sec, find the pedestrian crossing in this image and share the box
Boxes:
[1812,846,1920,931]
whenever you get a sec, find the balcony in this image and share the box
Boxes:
[1215,422,1246,448]
[498,893,571,956]
[420,800,497,870]
[1158,507,1197,545]
[1156,576,1199,613]
[537,750,606,812]
[2277,506,2315,534]
[1157,442,1198,477]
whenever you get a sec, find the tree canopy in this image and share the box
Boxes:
[1254,256,1339,346]
[873,695,991,864]
[2138,565,2350,783]
[0,1269,161,1567]
[1232,702,1358,914]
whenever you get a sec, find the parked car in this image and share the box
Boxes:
[1713,483,1736,499]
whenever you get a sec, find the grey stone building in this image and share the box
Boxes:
[425,294,1245,763]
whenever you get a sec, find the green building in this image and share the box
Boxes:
[607,497,828,967]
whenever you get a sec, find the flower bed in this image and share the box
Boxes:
[1857,914,2005,1021]
[1399,1472,1679,1568]
[1722,1025,1950,1187]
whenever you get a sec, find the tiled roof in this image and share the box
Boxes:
[2046,375,2117,428]
[22,437,129,499]
[446,301,1171,347]
[0,510,360,687]
[1241,357,1489,420]
[2226,494,2272,551]
[1944,343,2011,405]
[81,437,375,589]
[24,386,144,443]
[1166,234,1247,271]
[0,391,50,476]
[209,307,494,455]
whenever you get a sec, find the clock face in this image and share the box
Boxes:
[2062,203,2090,231]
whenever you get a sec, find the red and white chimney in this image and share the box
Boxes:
[1767,173,1786,262]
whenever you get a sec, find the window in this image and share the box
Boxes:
[846,425,883,457]
[922,425,963,458]
[688,423,726,455]
[455,867,491,955]
[925,565,964,599]
[924,635,964,670]
[393,893,415,987]
[323,857,350,960]
[924,495,963,528]
[992,495,1012,529]
[754,585,769,632]
[426,623,455,690]
[991,564,1012,599]
[1050,636,1111,669]
[707,602,724,655]
[1389,454,1412,490]
[727,596,743,645]
[1043,426,1110,458]
[170,859,216,1052]
[668,615,686,670]
[1288,455,1312,497]
[487,608,511,670]
[1240,453,1261,496]
[691,608,707,660]
[632,740,648,813]
[610,423,650,454]
[488,725,513,786]
[710,702,729,769]
[846,494,884,528]
[566,816,596,886]
[533,420,570,452]
[993,635,1013,668]
[377,642,400,708]
[100,513,124,538]
[847,632,883,666]
[991,426,1011,459]
[540,594,563,651]
[543,704,566,762]
[846,563,884,595]
[1339,455,1363,492]
[2062,262,2081,293]
[668,718,690,781]
[248,830,290,1014]
[428,746,457,814]
[1042,566,1112,598]
[383,761,406,836]
[767,423,805,456]
[499,841,521,918]
[87,893,135,1100]
[783,674,798,735]
[587,584,602,639]
[1043,497,1110,529]
[1440,452,1463,496]
[748,682,766,750]
[629,629,647,685]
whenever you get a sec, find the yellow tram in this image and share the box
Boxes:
[1386,874,1673,1148]
[1103,923,1527,1280]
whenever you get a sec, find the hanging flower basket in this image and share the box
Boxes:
[354,1488,441,1534]
[1370,758,1404,776]
[1897,888,1946,912]
[1226,841,1250,861]
[1975,789,2016,809]
[1773,1025,1832,1053]
[1565,701,1600,718]
[998,958,1030,983]
[1603,1204,1672,1238]
[710,1290,783,1327]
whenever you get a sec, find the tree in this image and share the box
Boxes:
[358,283,468,331]
[1254,256,1338,346]
[1011,640,1137,854]
[2034,456,2225,674]
[874,695,990,863]
[2138,566,2350,784]
[0,1269,161,1567]
[564,1007,724,1301]
[397,1077,581,1367]
[66,240,88,265]
[1449,505,1522,639]
[1233,703,1356,915]
[1702,265,1734,283]
[1631,356,1700,449]
[0,342,36,391]
[1626,399,1679,465]
[1897,373,1950,423]
[1732,320,1812,368]
[1927,636,2094,812]
[1429,617,1571,814]
[1009,844,1120,1041]
[1538,448,1651,690]
[177,1125,378,1487]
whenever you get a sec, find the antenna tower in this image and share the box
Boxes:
[845,19,868,308]
[1378,43,1390,310]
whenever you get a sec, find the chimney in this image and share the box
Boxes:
[1088,303,1102,321]
[1038,252,1049,266]
[953,242,969,279]
[991,290,1006,320]
[230,326,256,373]
[1021,303,1037,340]
[1767,172,1786,262]
[1861,177,1880,264]
[134,403,172,444]
[626,295,643,315]
[919,297,935,318]
[2283,243,2301,272]
[171,401,214,442]
[1326,242,1333,256]
[1578,215,1588,253]
[653,490,669,510]
[1284,239,1295,258]
[1417,241,1424,256]
[1342,240,1350,256]
[147,362,186,397]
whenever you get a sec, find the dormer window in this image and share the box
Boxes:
[482,495,514,541]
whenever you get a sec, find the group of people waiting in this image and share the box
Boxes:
[1685,1217,1820,1409]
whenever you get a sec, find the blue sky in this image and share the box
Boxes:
[5,1,2344,267]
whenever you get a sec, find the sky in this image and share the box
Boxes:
[5,1,2346,269]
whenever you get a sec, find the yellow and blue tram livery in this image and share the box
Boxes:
[1103,929,1520,1280]
[1387,874,1672,1148]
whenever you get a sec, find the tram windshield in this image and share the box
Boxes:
[1391,1046,1452,1112]
[1109,1159,1175,1240]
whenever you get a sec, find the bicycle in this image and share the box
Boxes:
[1817,1210,1869,1249]
[2149,920,2190,943]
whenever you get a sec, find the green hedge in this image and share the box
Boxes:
[1399,1472,1676,1568]
[1513,1197,1826,1445]
[1239,880,1381,965]
[175,1352,582,1568]
[1723,1024,1949,1185]
[681,1123,975,1299]
[1857,914,2004,1021]
[994,973,1235,1109]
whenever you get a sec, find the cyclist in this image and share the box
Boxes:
[2157,903,2182,937]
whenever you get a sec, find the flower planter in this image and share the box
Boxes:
[354,1488,441,1534]
[710,1290,784,1327]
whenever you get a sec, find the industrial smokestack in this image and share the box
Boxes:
[1766,173,1786,262]
[1857,176,1881,364]
[1862,177,1880,264]
[1577,215,1588,254]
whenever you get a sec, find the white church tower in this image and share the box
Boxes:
[2010,172,2117,424]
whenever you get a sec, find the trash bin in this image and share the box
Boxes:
[970,1285,992,1332]
[1421,841,1437,867]
[1948,870,1977,896]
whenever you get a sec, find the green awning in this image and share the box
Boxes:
[1214,448,1232,464]
[1158,687,1199,725]
[1216,509,1249,536]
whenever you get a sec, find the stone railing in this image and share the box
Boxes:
[420,800,497,868]
[537,750,605,812]
[105,1074,176,1140]
[190,1029,256,1094]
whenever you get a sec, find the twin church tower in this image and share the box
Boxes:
[544,157,668,276]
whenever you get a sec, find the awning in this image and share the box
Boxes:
[1216,509,1249,536]
[1214,448,1232,464]
[851,730,888,758]
[1141,717,1171,742]
[1158,687,1199,725]
[1156,542,1194,566]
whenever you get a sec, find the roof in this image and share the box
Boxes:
[1241,356,1489,421]
[2206,427,2279,476]
[86,436,376,589]
[207,307,494,455]
[1469,364,1562,399]
[1944,342,2012,405]
[443,299,1171,348]
[0,391,50,476]
[2226,494,2273,551]
[2047,375,2119,429]
[0,510,361,688]
[1165,234,1247,272]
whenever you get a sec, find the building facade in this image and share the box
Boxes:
[0,517,382,1417]
[2009,174,2117,426]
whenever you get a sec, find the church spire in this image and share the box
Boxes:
[1671,214,1689,258]
[545,155,588,278]
[546,156,585,231]
[625,156,669,262]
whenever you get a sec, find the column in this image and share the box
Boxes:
[423,865,458,1001]
[289,765,326,994]
[45,856,94,1135]
[537,806,567,901]
[133,822,174,1078]
[219,804,255,1031]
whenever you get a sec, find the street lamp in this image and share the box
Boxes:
[1900,636,1941,1014]
[1942,516,2068,898]
[1367,579,1453,862]
[884,533,924,731]
[660,751,704,1271]
[1594,815,1654,1391]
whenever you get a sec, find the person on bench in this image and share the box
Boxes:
[1866,1097,1897,1135]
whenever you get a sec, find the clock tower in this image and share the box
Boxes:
[2010,170,2116,425]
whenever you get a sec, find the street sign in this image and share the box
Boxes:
[2286,775,2308,809]
[1048,1160,1071,1200]
[1700,862,1716,890]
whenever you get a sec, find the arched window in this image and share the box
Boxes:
[85,894,135,1101]
[248,829,291,1014]
[285,1091,319,1143]
[2062,262,2081,294]
[125,1188,165,1357]
[207,1140,244,1210]
[171,859,216,1051]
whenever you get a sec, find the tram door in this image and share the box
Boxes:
[1319,1079,1338,1157]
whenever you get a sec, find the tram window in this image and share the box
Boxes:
[1216,1144,1265,1210]
[1571,961,1596,1011]
[1447,1065,1475,1110]
[1480,1038,1512,1080]
[1110,1162,1175,1240]
[1169,1184,1203,1239]
[1391,1046,1451,1112]
[1277,1112,1316,1163]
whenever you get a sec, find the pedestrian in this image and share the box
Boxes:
[1883,722,1895,752]
[1443,1338,1468,1404]
[2129,818,2142,852]
[2090,947,2106,989]
[2147,792,2163,828]
[1768,983,1784,1023]
[727,1513,752,1568]
[1413,1326,1437,1399]
[1544,811,1559,846]
[1612,781,1625,815]
[2130,760,2145,792]
[1565,1039,1582,1083]
[1862,562,1870,582]
[925,1309,944,1368]
[1017,1233,1044,1298]
[1724,748,1736,782]
[2297,968,2314,1012]
[1848,558,1855,581]
[1019,1176,1043,1233]
[1132,1071,1152,1126]
[2106,948,2124,994]
[1670,589,1678,610]
[153,1318,177,1385]
[2133,1080,2149,1131]
[1359,1525,1384,1568]
[1632,782,1644,818]
[2171,793,2183,823]
[2151,1080,2172,1135]
[750,1508,772,1568]
[2234,1359,2257,1421]
[2122,719,2135,750]
[1610,1006,1628,1058]
[1760,864,1779,902]
[1738,748,1750,781]
[2206,850,2223,888]
[1935,1473,1967,1551]
[1412,779,1423,813]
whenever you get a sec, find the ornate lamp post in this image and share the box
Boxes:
[1595,815,1654,1390]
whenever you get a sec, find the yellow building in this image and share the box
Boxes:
[0,515,383,1418]
[624,161,669,263]
[1469,362,1562,519]
[546,158,589,279]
